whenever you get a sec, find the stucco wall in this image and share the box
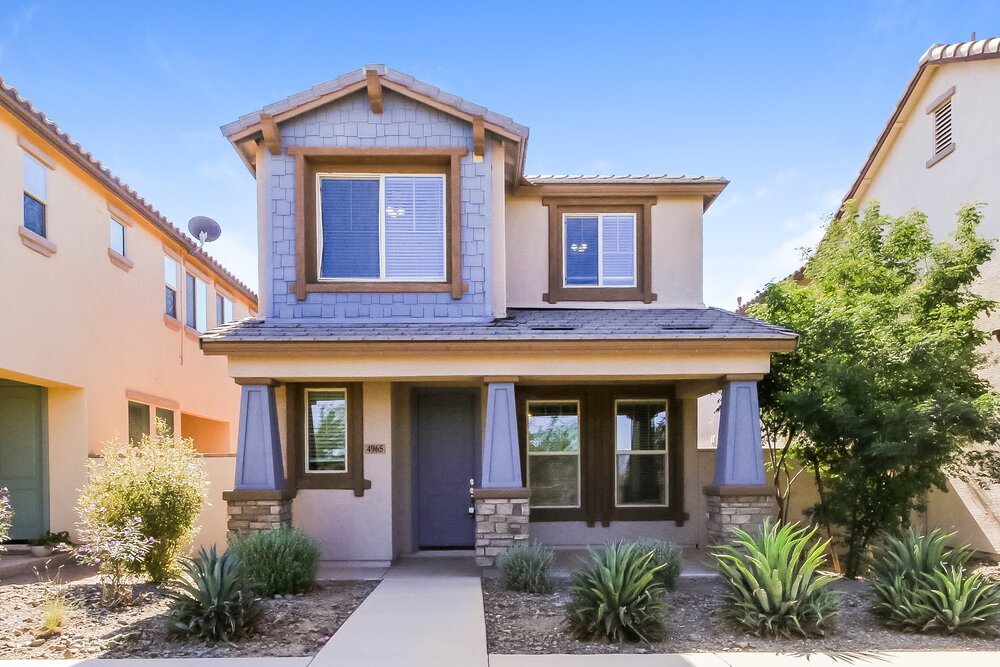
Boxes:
[265,90,493,322]
[504,195,706,309]
[0,108,253,538]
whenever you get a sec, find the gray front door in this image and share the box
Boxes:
[415,388,479,548]
[0,381,48,541]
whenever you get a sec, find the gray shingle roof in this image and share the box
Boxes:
[202,308,796,344]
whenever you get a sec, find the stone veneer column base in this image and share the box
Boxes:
[473,488,530,567]
[222,489,294,541]
[704,485,775,546]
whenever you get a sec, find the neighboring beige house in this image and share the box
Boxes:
[0,77,257,548]
[204,65,796,566]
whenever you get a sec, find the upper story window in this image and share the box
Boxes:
[542,198,655,304]
[564,214,636,288]
[23,153,47,237]
[185,273,208,332]
[216,294,234,326]
[926,86,956,168]
[164,256,180,319]
[317,174,446,282]
[109,218,126,257]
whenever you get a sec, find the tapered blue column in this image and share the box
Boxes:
[234,382,285,490]
[712,380,766,486]
[481,382,522,488]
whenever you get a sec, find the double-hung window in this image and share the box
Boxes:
[23,153,47,237]
[185,273,208,332]
[614,400,668,506]
[109,218,126,257]
[128,401,151,444]
[564,214,637,288]
[164,256,180,319]
[317,174,447,282]
[216,294,234,326]
[526,401,581,508]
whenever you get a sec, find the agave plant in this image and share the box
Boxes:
[870,529,1000,634]
[712,520,838,638]
[564,541,668,643]
[164,546,263,642]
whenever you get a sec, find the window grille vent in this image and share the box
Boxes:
[933,100,952,154]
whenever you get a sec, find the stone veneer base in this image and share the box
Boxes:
[473,488,530,567]
[222,489,294,541]
[704,485,775,547]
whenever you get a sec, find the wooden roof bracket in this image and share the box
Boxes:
[366,69,384,114]
[259,113,282,156]
[472,115,485,162]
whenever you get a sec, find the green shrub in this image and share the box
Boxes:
[870,529,1000,634]
[497,542,554,593]
[564,541,668,643]
[633,538,683,591]
[165,546,262,642]
[712,520,838,638]
[229,527,320,596]
[0,487,12,556]
[77,421,208,582]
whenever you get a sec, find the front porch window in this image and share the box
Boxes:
[615,400,668,506]
[526,401,581,508]
[305,389,348,472]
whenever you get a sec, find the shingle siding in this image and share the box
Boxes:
[265,89,492,322]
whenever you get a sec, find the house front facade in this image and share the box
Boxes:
[0,78,257,548]
[205,66,796,566]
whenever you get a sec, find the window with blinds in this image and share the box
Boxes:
[128,401,150,445]
[317,174,446,281]
[933,100,953,155]
[563,213,637,288]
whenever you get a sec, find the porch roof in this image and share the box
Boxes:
[202,307,796,348]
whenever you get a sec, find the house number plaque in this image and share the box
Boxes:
[365,443,387,454]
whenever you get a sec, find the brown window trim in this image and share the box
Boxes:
[287,147,467,302]
[517,384,685,526]
[541,197,656,304]
[286,382,370,496]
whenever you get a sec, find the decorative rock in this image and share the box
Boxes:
[473,489,530,566]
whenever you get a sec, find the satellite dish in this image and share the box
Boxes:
[188,216,222,249]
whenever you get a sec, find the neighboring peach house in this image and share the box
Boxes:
[204,65,796,566]
[755,38,1000,558]
[0,77,257,548]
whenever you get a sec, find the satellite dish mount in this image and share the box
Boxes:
[188,216,222,249]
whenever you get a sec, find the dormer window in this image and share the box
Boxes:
[317,174,446,281]
[543,198,655,304]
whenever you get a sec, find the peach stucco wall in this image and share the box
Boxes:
[504,195,706,309]
[0,107,255,544]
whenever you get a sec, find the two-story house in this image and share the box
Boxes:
[806,37,1000,557]
[0,77,257,548]
[205,66,796,566]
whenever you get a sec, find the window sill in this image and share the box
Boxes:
[184,326,203,341]
[18,225,56,257]
[290,281,468,297]
[926,142,955,168]
[108,248,134,272]
[163,314,181,331]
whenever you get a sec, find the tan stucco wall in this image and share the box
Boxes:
[504,195,706,309]
[0,108,254,542]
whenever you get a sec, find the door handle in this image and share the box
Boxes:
[468,477,476,517]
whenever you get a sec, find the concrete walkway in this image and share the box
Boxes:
[310,555,487,667]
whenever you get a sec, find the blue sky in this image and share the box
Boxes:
[2,1,999,308]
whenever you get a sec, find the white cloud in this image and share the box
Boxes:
[0,3,39,58]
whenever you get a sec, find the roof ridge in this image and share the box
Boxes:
[0,76,256,304]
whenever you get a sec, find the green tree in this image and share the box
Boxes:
[748,201,1000,577]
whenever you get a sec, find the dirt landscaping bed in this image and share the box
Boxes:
[484,566,1000,654]
[0,576,377,660]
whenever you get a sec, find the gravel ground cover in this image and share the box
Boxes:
[0,571,376,660]
[484,565,1000,655]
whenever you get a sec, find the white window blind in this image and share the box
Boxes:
[601,215,636,287]
[384,176,446,280]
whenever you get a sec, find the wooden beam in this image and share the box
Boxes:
[259,113,282,156]
[472,115,485,162]
[366,70,383,114]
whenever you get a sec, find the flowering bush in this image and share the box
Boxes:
[76,420,209,582]
[0,487,13,556]
[74,514,155,606]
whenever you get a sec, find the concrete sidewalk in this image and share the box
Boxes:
[310,555,487,667]
[489,653,1000,666]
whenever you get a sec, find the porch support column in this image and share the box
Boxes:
[704,379,774,545]
[223,380,293,540]
[475,378,530,567]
